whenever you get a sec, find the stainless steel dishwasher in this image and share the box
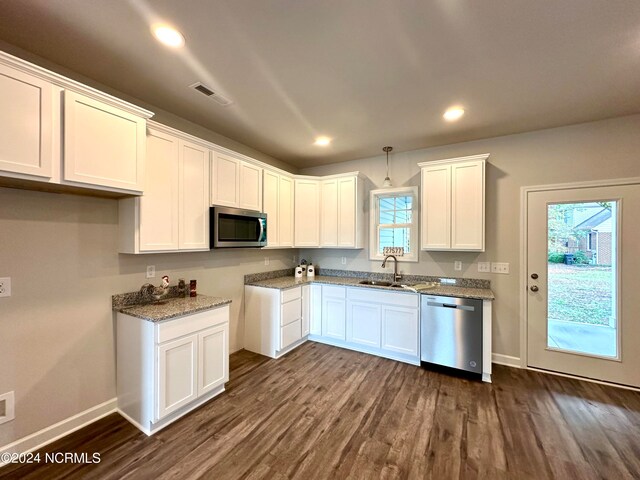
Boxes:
[420,294,483,374]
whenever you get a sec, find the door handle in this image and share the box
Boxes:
[530,285,539,292]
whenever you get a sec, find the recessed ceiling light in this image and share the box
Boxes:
[443,106,465,122]
[152,24,185,48]
[314,136,332,146]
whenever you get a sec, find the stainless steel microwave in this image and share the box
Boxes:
[210,206,267,248]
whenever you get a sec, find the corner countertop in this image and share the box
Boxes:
[245,275,494,301]
[117,294,232,322]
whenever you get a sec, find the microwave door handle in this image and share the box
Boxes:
[258,218,265,242]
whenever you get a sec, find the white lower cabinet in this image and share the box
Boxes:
[314,285,420,365]
[347,301,382,348]
[245,285,316,358]
[116,305,229,435]
[381,305,419,357]
[321,286,347,341]
[244,282,420,366]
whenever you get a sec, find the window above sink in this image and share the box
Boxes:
[369,186,419,262]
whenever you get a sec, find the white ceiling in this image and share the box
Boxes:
[1,1,639,168]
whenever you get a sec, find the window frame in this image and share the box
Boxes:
[369,186,419,262]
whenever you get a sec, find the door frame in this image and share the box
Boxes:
[519,177,640,371]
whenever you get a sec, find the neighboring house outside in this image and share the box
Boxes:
[565,204,612,265]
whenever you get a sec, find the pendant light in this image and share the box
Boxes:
[382,146,393,187]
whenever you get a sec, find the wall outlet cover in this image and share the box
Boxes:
[0,391,15,425]
[491,262,510,274]
[0,277,11,298]
[264,257,270,266]
[478,262,491,273]
[146,266,155,279]
[454,261,462,271]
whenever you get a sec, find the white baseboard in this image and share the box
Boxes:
[0,397,117,466]
[492,353,522,368]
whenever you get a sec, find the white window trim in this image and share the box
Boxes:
[369,186,419,262]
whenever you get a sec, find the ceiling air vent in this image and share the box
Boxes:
[189,82,233,107]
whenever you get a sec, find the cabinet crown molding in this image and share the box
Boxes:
[418,153,490,168]
[0,50,154,119]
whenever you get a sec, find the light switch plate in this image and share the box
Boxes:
[491,262,510,274]
[478,262,491,273]
[0,277,11,298]
[341,257,347,265]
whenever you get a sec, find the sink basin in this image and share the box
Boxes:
[358,280,393,287]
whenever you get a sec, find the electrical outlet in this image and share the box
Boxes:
[454,260,462,271]
[491,262,510,274]
[0,391,15,425]
[146,265,155,279]
[341,257,347,265]
[478,262,491,273]
[292,255,297,264]
[264,257,270,266]
[0,277,11,298]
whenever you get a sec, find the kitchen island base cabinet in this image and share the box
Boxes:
[116,305,229,436]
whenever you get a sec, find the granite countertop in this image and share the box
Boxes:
[117,295,232,322]
[245,275,494,301]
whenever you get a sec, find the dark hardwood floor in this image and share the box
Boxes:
[2,342,640,479]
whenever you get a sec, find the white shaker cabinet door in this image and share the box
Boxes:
[0,63,54,179]
[140,129,180,251]
[263,170,279,247]
[278,175,294,247]
[157,334,198,420]
[294,179,321,247]
[320,179,338,247]
[347,301,382,348]
[63,90,145,192]
[179,141,210,250]
[239,161,263,211]
[450,160,485,251]
[198,323,229,396]
[381,306,419,357]
[421,164,451,250]
[210,152,240,207]
[337,176,357,247]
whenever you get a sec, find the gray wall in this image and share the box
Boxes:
[0,186,296,446]
[300,114,640,360]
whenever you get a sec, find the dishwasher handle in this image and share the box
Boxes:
[426,301,476,312]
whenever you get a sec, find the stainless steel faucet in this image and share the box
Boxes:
[382,255,402,282]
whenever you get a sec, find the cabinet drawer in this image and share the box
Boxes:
[156,305,229,344]
[347,287,419,308]
[281,286,301,303]
[322,285,346,299]
[281,298,302,326]
[280,319,302,350]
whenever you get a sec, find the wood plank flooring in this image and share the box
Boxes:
[2,342,640,479]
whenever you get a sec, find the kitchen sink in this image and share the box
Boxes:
[358,280,393,287]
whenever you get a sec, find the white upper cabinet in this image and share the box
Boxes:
[119,123,210,254]
[318,173,365,249]
[210,151,262,211]
[0,51,153,195]
[263,169,280,247]
[278,175,294,247]
[419,154,487,252]
[139,129,180,251]
[294,178,321,247]
[263,169,294,248]
[63,90,146,193]
[210,152,239,207]
[320,179,339,246]
[179,141,210,250]
[0,63,54,179]
[239,161,263,211]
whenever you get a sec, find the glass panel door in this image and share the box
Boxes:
[546,201,617,358]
